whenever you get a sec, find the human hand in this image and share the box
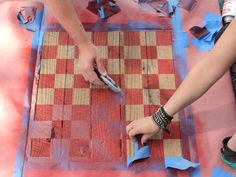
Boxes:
[126,116,160,144]
[78,41,107,85]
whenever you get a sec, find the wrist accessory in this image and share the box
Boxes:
[152,106,173,134]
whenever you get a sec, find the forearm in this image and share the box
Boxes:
[45,0,90,47]
[164,18,236,117]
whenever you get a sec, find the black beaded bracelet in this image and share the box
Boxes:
[152,106,173,134]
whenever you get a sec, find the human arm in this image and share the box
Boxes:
[45,0,107,84]
[127,18,236,144]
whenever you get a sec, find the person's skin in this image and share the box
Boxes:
[45,0,107,85]
[127,17,236,150]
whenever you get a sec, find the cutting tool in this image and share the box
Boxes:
[94,67,121,93]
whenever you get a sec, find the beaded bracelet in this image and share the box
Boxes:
[152,106,173,134]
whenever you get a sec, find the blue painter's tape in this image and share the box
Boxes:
[211,166,234,177]
[170,0,199,176]
[127,140,150,168]
[192,37,214,52]
[203,12,222,26]
[99,6,105,19]
[13,8,45,177]
[192,12,222,52]
[165,156,199,170]
[168,0,178,14]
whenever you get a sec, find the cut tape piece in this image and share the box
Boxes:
[211,166,234,177]
[190,12,222,52]
[165,156,199,170]
[127,140,150,168]
[192,38,214,52]
[168,0,178,14]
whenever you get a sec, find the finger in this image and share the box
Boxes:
[96,57,107,76]
[82,73,89,82]
[126,121,136,134]
[87,70,103,85]
[141,134,152,145]
[129,127,142,138]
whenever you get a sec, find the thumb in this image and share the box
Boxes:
[141,134,152,145]
[96,57,107,76]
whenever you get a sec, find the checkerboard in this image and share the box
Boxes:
[26,31,182,168]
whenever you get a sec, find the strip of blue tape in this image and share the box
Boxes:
[211,166,234,177]
[127,140,150,168]
[169,0,200,176]
[192,12,222,52]
[165,156,199,170]
[13,8,45,177]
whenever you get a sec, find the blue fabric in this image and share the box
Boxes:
[127,140,150,168]
[211,166,234,177]
[165,156,200,170]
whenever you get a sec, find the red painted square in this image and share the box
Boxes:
[163,121,180,139]
[108,105,121,120]
[74,75,90,88]
[68,36,75,45]
[160,89,175,105]
[92,120,108,139]
[35,105,53,121]
[91,105,108,120]
[149,105,160,115]
[70,139,90,158]
[91,139,106,160]
[144,105,160,117]
[126,89,143,104]
[54,88,64,104]
[62,121,71,139]
[141,46,147,58]
[120,75,125,89]
[156,31,172,45]
[93,32,107,45]
[56,59,67,74]
[64,88,73,104]
[71,121,90,139]
[39,74,55,88]
[58,32,68,45]
[41,46,57,59]
[30,138,51,157]
[124,32,140,45]
[66,59,74,74]
[72,105,91,121]
[52,105,63,120]
[149,140,164,158]
[148,74,159,89]
[107,120,121,139]
[63,105,72,120]
[124,59,142,74]
[108,46,120,59]
[91,89,108,105]
[52,121,62,139]
[105,140,121,158]
[158,60,175,74]
[146,46,157,59]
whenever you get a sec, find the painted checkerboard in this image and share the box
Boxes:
[26,31,182,169]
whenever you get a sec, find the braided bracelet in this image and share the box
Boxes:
[152,106,173,134]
